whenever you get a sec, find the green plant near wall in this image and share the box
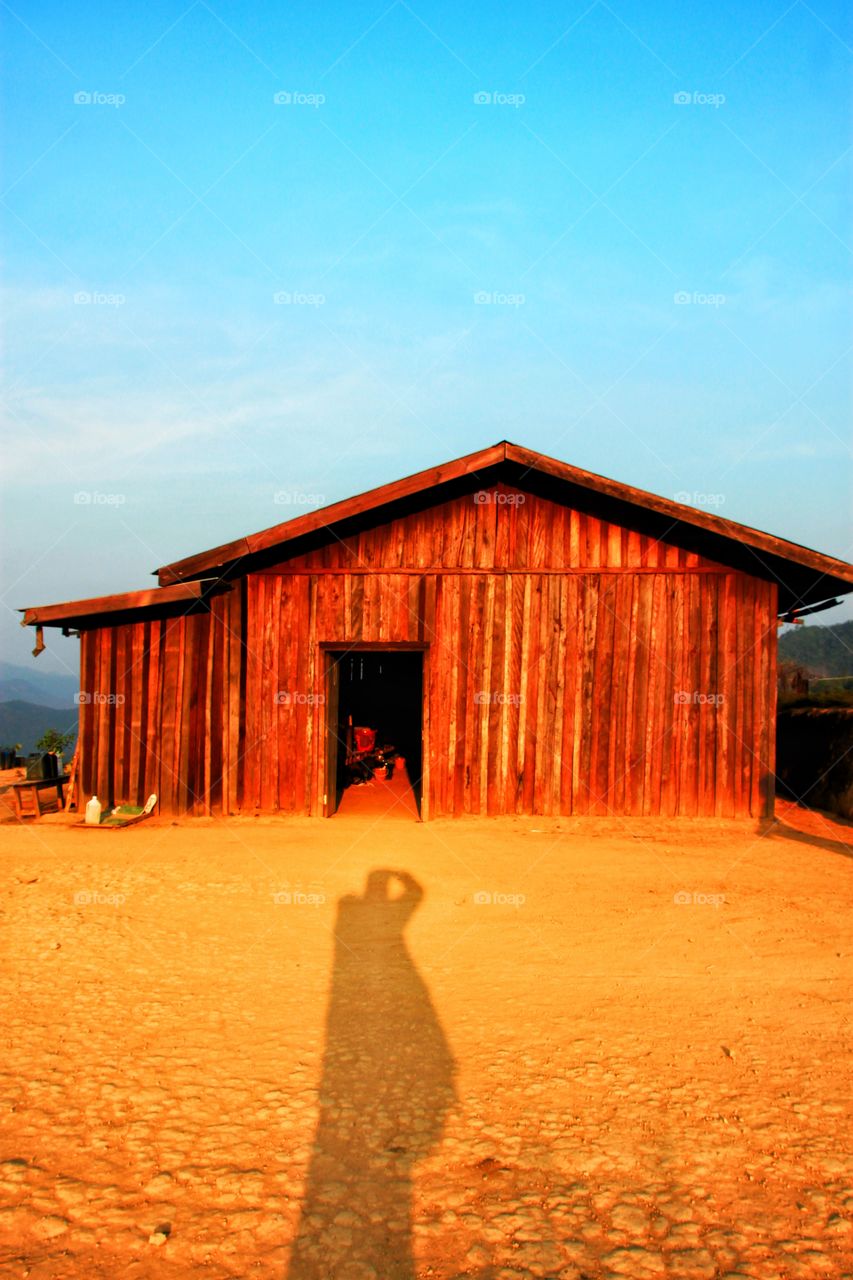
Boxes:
[35,729,76,756]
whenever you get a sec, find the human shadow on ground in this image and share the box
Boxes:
[286,870,458,1280]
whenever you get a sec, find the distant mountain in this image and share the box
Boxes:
[0,701,78,755]
[0,661,78,708]
[778,620,853,678]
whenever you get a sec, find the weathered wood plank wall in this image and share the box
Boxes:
[78,485,777,818]
[78,583,246,815]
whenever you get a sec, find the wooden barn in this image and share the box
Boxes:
[21,442,853,820]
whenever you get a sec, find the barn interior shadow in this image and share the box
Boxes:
[286,870,458,1280]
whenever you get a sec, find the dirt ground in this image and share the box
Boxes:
[1,795,851,1280]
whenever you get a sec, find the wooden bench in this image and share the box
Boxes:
[9,776,69,819]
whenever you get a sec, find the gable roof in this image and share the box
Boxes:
[21,441,853,626]
[153,440,853,610]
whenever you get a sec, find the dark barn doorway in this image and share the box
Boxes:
[324,648,424,819]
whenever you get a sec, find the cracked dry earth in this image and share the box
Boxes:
[1,799,851,1279]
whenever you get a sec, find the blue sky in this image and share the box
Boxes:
[2,0,852,674]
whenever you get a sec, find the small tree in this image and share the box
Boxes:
[35,729,75,756]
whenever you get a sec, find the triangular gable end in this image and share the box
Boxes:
[154,443,853,615]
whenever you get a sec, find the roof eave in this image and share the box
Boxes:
[20,578,228,628]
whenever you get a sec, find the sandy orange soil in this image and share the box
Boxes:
[1,794,851,1279]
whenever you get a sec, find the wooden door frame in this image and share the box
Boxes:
[318,642,430,820]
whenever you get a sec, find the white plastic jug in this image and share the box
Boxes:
[85,796,102,826]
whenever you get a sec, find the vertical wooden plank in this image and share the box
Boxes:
[126,624,143,805]
[570,576,587,813]
[560,574,578,815]
[606,521,622,566]
[431,576,444,807]
[184,615,203,812]
[90,629,101,800]
[158,619,179,813]
[174,617,189,812]
[577,576,599,814]
[219,596,233,813]
[95,629,112,804]
[494,489,510,568]
[418,638,430,820]
[653,574,671,816]
[451,575,469,813]
[589,578,616,813]
[257,577,274,813]
[228,580,246,814]
[307,574,318,814]
[418,574,438,814]
[735,573,748,816]
[627,577,651,816]
[666,576,684,816]
[350,573,364,642]
[208,600,224,813]
[90,630,102,801]
[79,631,96,800]
[758,576,773,814]
[521,576,542,814]
[505,573,524,813]
[243,577,259,810]
[607,576,630,815]
[514,576,532,811]
[146,620,163,808]
[640,576,666,814]
[495,574,511,812]
[532,574,551,815]
[615,575,636,816]
[685,573,701,816]
[466,577,484,813]
[545,576,563,814]
[717,574,736,818]
[701,575,719,817]
[270,576,282,811]
[748,580,762,819]
[291,575,308,814]
[276,578,291,812]
[543,573,562,815]
[218,597,231,813]
[479,575,496,814]
[113,626,125,801]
